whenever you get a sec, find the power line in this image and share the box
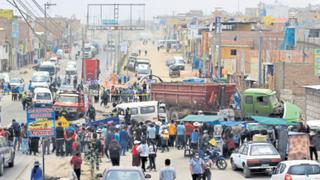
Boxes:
[30,0,63,31]
[8,0,57,36]
[8,0,47,48]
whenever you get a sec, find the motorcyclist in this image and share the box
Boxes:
[87,105,96,122]
[201,130,210,150]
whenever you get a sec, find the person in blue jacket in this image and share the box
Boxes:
[30,161,43,180]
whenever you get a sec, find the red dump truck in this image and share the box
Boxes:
[150,82,236,119]
[82,58,100,81]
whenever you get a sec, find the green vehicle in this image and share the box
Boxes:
[241,88,301,121]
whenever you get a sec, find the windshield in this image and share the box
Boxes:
[250,144,278,156]
[176,59,184,64]
[66,70,77,75]
[56,95,78,103]
[288,164,320,175]
[38,66,55,75]
[104,171,142,180]
[36,92,51,100]
[137,68,150,74]
[270,94,280,107]
[32,76,49,82]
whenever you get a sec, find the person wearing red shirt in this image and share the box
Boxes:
[70,152,82,180]
[185,122,194,144]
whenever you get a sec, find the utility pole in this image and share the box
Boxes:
[258,30,263,87]
[44,2,56,59]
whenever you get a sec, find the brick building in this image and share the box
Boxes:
[274,62,320,117]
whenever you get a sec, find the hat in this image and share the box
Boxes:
[134,140,140,144]
[34,161,40,166]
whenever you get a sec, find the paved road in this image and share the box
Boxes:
[0,34,270,179]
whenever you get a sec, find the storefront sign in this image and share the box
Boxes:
[27,108,55,137]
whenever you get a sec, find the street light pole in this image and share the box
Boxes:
[44,2,56,59]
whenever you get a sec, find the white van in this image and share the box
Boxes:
[32,87,53,107]
[38,61,56,78]
[116,101,167,122]
[31,71,50,89]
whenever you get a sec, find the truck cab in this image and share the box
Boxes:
[241,88,300,121]
[53,90,89,119]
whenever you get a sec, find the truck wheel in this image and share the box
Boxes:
[8,156,14,168]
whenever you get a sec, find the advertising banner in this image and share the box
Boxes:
[314,49,320,76]
[27,108,55,137]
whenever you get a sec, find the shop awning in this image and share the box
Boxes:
[251,116,298,126]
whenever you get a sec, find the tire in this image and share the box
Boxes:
[0,160,4,176]
[8,154,14,168]
[243,165,251,178]
[230,159,238,171]
[216,159,227,170]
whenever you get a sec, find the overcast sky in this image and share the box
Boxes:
[2,0,320,21]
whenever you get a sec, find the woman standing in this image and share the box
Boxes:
[137,140,149,172]
[70,152,82,180]
[132,140,140,166]
[148,141,157,171]
[108,139,121,166]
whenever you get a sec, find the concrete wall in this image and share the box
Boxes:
[305,88,320,120]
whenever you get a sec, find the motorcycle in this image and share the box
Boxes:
[205,147,227,170]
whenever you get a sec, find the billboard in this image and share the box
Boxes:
[27,108,55,137]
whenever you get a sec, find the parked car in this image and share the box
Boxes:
[173,56,185,70]
[166,58,175,67]
[98,167,151,180]
[271,160,320,180]
[0,136,15,176]
[126,56,136,72]
[169,64,180,78]
[0,73,9,83]
[49,57,59,66]
[230,141,281,178]
[9,78,24,90]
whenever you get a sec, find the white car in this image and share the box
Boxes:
[271,160,320,180]
[230,141,281,178]
[49,57,59,66]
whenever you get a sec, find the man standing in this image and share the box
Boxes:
[147,123,156,144]
[11,119,21,151]
[168,120,176,147]
[159,159,176,180]
[55,122,65,156]
[119,127,129,156]
[176,122,185,149]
